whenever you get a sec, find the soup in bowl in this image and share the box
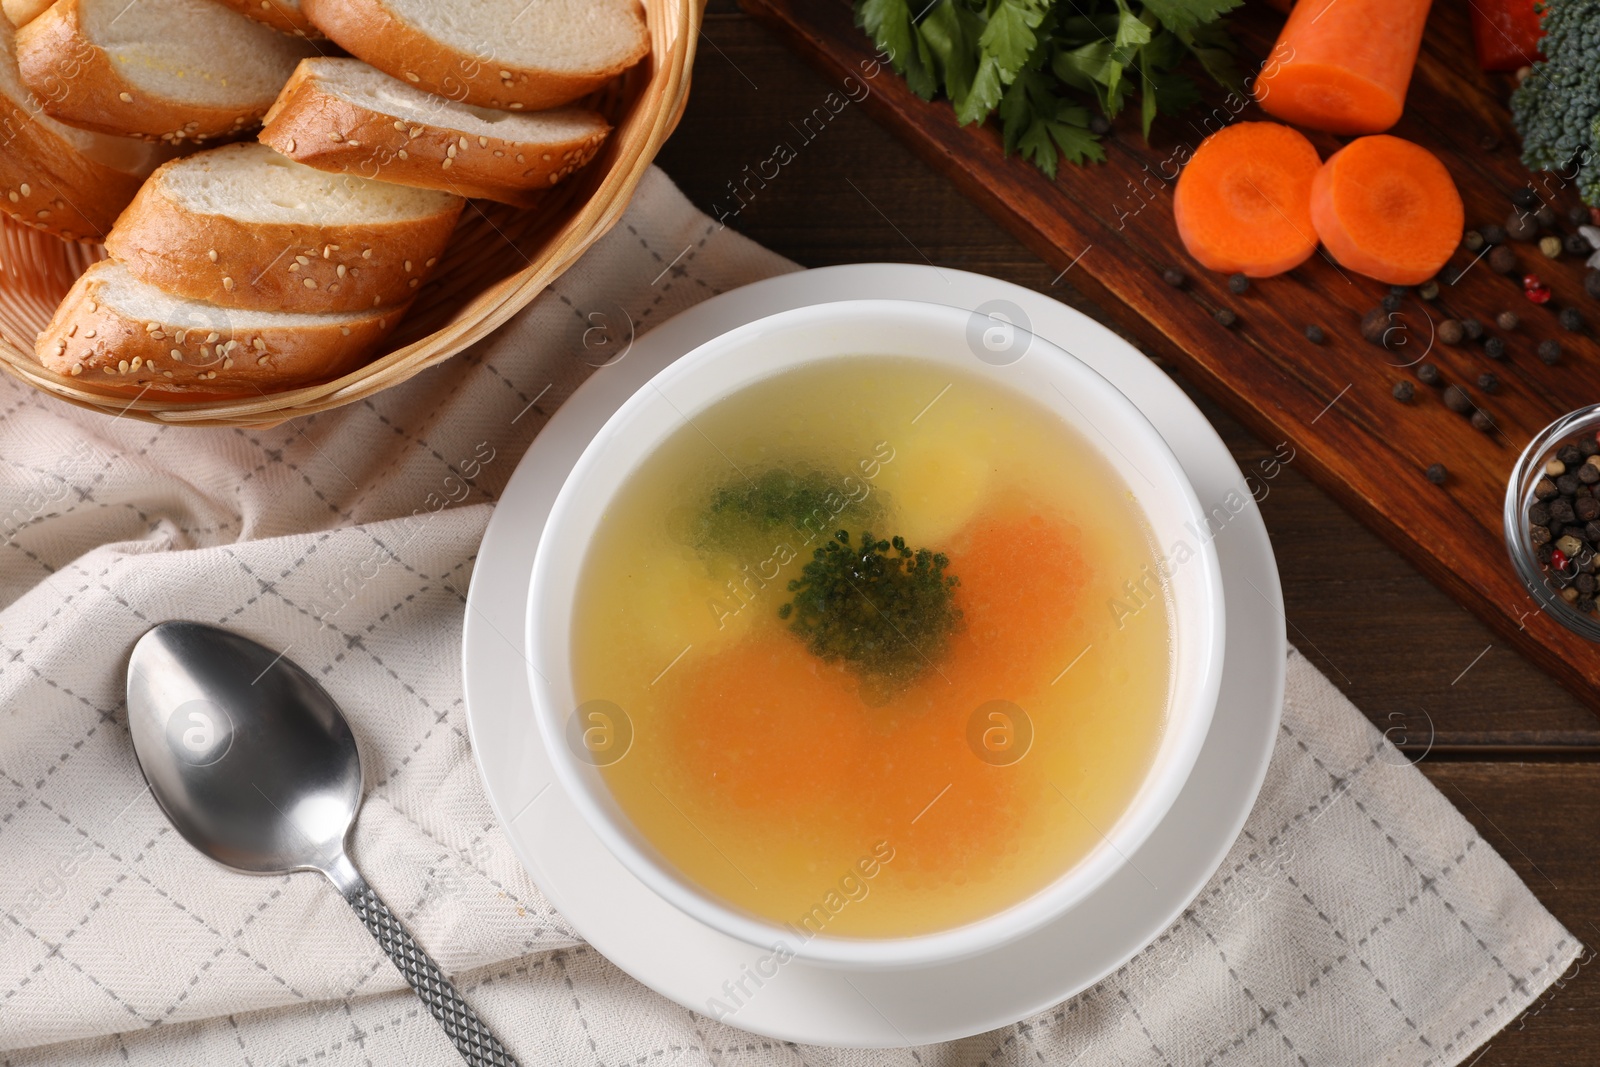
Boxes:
[527,299,1225,969]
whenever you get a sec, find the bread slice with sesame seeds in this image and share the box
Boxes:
[105,142,464,313]
[0,14,172,242]
[300,0,649,112]
[212,0,321,39]
[15,0,319,145]
[36,260,406,396]
[259,58,612,208]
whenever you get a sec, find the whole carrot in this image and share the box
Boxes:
[1253,0,1434,134]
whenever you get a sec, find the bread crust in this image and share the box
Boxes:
[16,0,301,144]
[300,0,649,110]
[0,77,148,242]
[36,263,405,397]
[3,0,52,28]
[259,63,611,207]
[105,153,465,312]
[211,0,322,39]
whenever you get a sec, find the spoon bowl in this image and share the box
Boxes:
[125,621,520,1067]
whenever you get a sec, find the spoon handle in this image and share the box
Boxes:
[338,870,521,1067]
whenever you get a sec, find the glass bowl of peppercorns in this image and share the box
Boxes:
[1504,407,1600,639]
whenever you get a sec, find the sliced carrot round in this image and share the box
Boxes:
[1309,135,1464,286]
[1173,122,1322,278]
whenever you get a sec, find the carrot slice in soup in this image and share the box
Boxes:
[1173,122,1322,278]
[1309,135,1463,285]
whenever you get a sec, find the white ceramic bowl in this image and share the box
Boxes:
[526,299,1226,970]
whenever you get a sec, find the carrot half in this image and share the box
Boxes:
[1253,0,1433,135]
[1309,135,1463,285]
[1173,122,1322,278]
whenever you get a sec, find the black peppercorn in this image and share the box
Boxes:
[1381,292,1403,312]
[1089,114,1112,136]
[1538,338,1562,364]
[1551,499,1576,523]
[1532,524,1553,545]
[1582,464,1600,485]
[1162,267,1186,287]
[1491,245,1519,273]
[1531,502,1552,525]
[1582,573,1598,594]
[1579,497,1600,521]
[1392,380,1414,402]
[1304,324,1326,344]
[1443,385,1473,413]
[1540,543,1556,564]
[1507,210,1539,240]
[1536,204,1559,229]
[1214,308,1236,327]
[1228,273,1250,294]
[1417,362,1442,385]
[1536,477,1559,499]
[1496,310,1519,330]
[1560,306,1585,331]
[1577,596,1596,614]
[1587,269,1600,300]
[1567,232,1592,256]
[1478,372,1500,392]
[1438,319,1465,345]
[1559,444,1582,465]
[1483,337,1506,360]
[1559,473,1581,495]
[1461,318,1484,340]
[1471,411,1494,433]
[1582,437,1600,457]
[1426,463,1448,485]
[1482,223,1509,245]
[1512,187,1541,209]
[1361,307,1390,346]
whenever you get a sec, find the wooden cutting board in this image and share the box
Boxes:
[740,0,1600,713]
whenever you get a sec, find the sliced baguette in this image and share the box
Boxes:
[3,0,51,28]
[260,58,611,207]
[300,0,649,111]
[16,0,319,144]
[0,15,172,241]
[211,0,321,38]
[105,142,464,313]
[36,261,405,396]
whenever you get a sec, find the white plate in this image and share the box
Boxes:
[462,263,1287,1047]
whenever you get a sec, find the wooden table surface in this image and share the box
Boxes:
[655,4,1599,1059]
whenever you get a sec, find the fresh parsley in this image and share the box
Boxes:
[857,0,1242,177]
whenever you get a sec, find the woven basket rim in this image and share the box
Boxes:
[0,0,700,429]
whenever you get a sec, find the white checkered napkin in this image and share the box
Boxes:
[0,170,1581,1065]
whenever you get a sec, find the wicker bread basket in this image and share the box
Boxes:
[0,0,700,428]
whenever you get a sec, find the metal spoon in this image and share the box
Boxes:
[126,621,520,1067]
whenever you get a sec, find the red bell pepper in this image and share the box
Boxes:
[1471,0,1546,71]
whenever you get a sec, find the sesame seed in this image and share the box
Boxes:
[253,338,266,351]
[174,330,185,343]
[442,158,453,169]
[289,263,301,272]
[516,154,525,163]
[329,283,340,292]
[163,371,173,378]
[499,70,512,79]
[53,338,66,353]
[223,357,233,369]
[398,150,409,160]
[410,127,423,139]
[296,255,310,265]
[541,153,551,161]
[119,92,133,103]
[329,132,344,142]
[19,183,29,196]
[174,352,186,362]
[170,349,181,359]
[549,173,558,185]
[150,331,165,340]
[459,136,469,150]
[478,136,488,148]
[405,72,420,82]
[206,332,219,343]
[35,210,49,219]
[117,360,128,374]
[285,138,295,152]
[86,301,96,313]
[425,258,436,267]
[447,144,457,158]
[374,296,382,306]
[84,329,95,339]
[145,322,160,333]
[393,120,407,131]
[69,363,82,376]
[409,278,419,288]
[509,103,523,110]
[493,150,504,158]
[130,357,142,371]
[303,278,316,289]
[223,277,235,290]
[336,264,347,278]
[6,192,15,203]
[207,249,218,262]
[323,246,333,258]
[103,367,114,375]
[405,260,413,272]
[340,326,350,336]
[362,249,372,259]
[257,355,269,366]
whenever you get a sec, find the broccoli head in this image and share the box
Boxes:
[1510,0,1600,205]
